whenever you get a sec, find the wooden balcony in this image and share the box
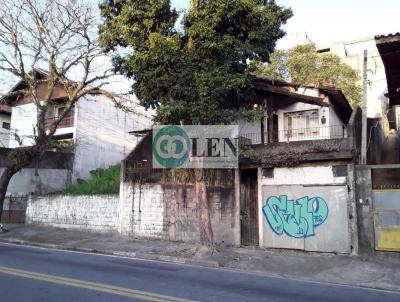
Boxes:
[44,109,74,131]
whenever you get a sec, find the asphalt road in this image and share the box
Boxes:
[0,242,399,302]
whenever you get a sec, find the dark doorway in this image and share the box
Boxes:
[240,169,259,246]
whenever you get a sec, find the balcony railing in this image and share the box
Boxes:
[240,125,347,145]
[44,113,74,130]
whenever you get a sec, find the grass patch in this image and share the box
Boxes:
[65,165,120,195]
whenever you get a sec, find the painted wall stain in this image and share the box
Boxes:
[263,195,328,238]
[376,228,400,251]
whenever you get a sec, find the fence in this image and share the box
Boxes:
[123,166,166,183]
[1,195,28,223]
[44,110,75,130]
[240,125,347,145]
[122,160,235,187]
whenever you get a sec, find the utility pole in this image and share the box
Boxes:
[361,50,368,164]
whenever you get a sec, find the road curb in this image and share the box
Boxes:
[1,238,400,294]
[0,238,220,268]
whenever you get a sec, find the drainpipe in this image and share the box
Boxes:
[361,50,368,164]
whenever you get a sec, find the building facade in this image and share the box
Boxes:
[4,70,153,182]
[238,79,359,254]
[110,78,361,254]
[0,105,11,148]
[317,37,388,119]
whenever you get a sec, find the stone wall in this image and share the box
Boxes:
[119,182,238,245]
[26,194,119,232]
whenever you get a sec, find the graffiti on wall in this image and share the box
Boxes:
[263,195,328,238]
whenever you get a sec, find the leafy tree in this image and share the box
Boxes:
[99,0,292,247]
[253,44,362,107]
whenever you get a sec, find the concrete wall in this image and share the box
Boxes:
[9,103,37,148]
[0,149,73,196]
[0,112,10,148]
[72,95,152,181]
[1,168,71,196]
[259,165,356,254]
[119,182,238,245]
[26,194,119,232]
[354,167,374,254]
[25,181,237,244]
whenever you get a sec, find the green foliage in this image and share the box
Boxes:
[99,0,292,125]
[65,165,120,195]
[253,44,362,107]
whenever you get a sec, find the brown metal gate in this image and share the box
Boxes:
[240,169,259,246]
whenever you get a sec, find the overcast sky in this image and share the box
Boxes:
[172,0,400,48]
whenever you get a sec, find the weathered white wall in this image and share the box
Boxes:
[0,168,70,195]
[260,166,346,186]
[0,112,10,147]
[26,194,119,232]
[72,95,152,181]
[119,182,165,238]
[259,165,351,253]
[9,103,37,148]
[119,181,238,244]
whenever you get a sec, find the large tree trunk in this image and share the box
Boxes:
[0,166,18,222]
[195,168,214,248]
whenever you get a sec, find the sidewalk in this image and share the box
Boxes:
[1,224,400,292]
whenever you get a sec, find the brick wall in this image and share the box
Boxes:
[26,194,119,232]
[119,182,238,244]
[119,182,165,237]
[25,182,238,244]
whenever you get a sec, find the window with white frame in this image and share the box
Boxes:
[284,109,320,139]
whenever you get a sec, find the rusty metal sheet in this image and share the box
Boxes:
[373,190,400,251]
[374,210,400,251]
[373,190,400,210]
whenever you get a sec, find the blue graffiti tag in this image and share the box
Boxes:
[262,195,328,238]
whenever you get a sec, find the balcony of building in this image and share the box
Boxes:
[44,104,75,139]
[239,125,348,146]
